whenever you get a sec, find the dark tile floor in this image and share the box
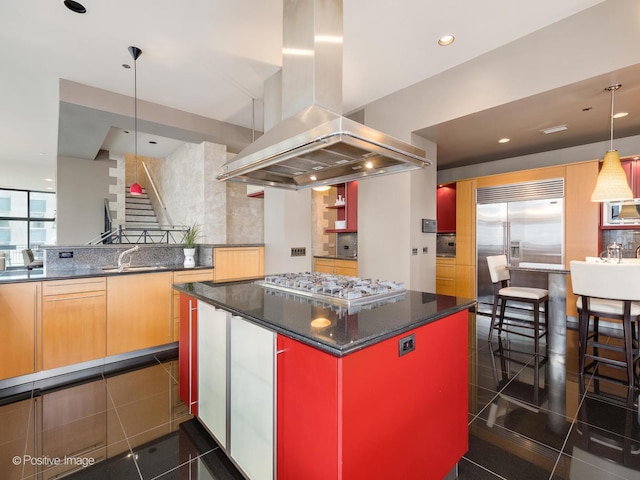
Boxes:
[1,311,639,479]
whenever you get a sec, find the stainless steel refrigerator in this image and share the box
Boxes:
[476,180,564,314]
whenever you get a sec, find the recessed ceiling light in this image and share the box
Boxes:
[438,34,455,46]
[310,175,318,181]
[498,138,510,144]
[364,161,373,169]
[613,112,629,119]
[540,124,568,134]
[64,0,86,14]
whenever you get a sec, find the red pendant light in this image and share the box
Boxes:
[129,46,143,196]
[129,182,142,195]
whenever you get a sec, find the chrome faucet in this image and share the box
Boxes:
[118,245,140,272]
[636,245,640,258]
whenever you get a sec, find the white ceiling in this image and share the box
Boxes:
[0,0,618,191]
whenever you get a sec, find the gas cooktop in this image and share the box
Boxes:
[256,272,406,306]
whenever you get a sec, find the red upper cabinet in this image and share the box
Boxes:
[326,181,358,233]
[622,158,640,198]
[437,183,456,233]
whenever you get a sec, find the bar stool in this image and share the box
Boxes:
[570,260,640,388]
[487,255,549,354]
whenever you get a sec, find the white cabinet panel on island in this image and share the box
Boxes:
[230,315,275,480]
[197,301,228,449]
[195,303,275,480]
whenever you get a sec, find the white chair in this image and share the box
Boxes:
[570,260,640,387]
[22,248,43,270]
[486,255,549,354]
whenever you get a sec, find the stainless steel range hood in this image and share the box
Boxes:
[216,0,430,190]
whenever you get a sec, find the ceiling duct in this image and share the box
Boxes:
[216,0,430,190]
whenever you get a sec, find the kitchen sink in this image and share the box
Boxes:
[102,265,167,273]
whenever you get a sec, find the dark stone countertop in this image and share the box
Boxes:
[313,255,358,260]
[0,264,213,283]
[174,280,475,357]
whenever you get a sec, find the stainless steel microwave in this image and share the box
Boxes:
[603,199,640,226]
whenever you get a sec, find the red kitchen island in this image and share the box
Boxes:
[176,276,474,480]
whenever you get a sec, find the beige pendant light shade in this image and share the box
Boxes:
[591,84,632,202]
[591,150,633,201]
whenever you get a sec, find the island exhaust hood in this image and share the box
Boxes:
[216,0,430,190]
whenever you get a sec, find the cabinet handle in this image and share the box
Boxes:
[44,293,105,302]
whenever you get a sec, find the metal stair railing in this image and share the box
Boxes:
[141,161,175,227]
[87,225,188,245]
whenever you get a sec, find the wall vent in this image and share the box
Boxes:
[290,247,306,257]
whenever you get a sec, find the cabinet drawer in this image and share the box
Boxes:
[43,277,106,296]
[436,264,455,279]
[172,269,214,284]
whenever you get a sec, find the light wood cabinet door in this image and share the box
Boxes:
[213,246,264,282]
[0,282,40,380]
[436,258,456,296]
[107,272,172,356]
[42,278,106,370]
[314,258,358,276]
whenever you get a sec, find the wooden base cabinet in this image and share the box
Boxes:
[213,246,264,282]
[42,278,106,370]
[0,282,40,380]
[277,309,468,480]
[435,257,456,296]
[107,272,172,356]
[314,258,358,276]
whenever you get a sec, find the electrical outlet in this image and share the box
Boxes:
[411,248,418,255]
[290,247,306,257]
[422,247,428,254]
[399,333,415,356]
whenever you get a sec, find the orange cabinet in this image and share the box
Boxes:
[314,257,358,276]
[106,272,172,356]
[42,278,106,370]
[213,246,264,282]
[0,282,40,380]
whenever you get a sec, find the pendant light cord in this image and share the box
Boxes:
[607,83,621,152]
[133,53,138,184]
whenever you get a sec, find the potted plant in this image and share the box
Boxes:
[182,223,201,268]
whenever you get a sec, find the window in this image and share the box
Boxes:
[0,188,56,268]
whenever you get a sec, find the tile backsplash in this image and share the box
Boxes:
[337,233,357,258]
[436,233,456,257]
[601,230,640,258]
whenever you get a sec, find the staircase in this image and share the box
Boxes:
[126,188,159,229]
[116,187,182,243]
